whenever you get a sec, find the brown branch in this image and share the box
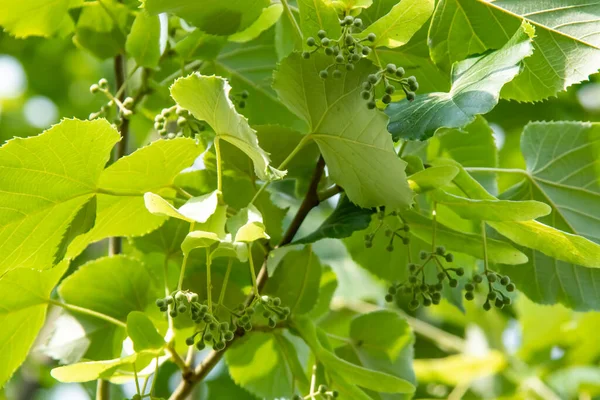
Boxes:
[168,156,326,400]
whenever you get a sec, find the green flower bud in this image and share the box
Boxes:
[98,78,108,89]
[302,51,311,59]
[272,297,281,306]
[408,276,417,284]
[362,82,372,90]
[344,15,354,25]
[169,309,178,318]
[177,117,187,127]
[409,299,420,310]
[465,291,475,301]
[366,101,376,109]
[196,341,206,350]
[268,318,277,328]
[332,390,339,398]
[435,282,443,291]
[156,299,165,307]
[500,276,510,286]
[178,304,187,313]
[395,67,405,77]
[487,273,497,283]
[351,53,361,62]
[385,64,396,74]
[353,18,362,27]
[432,292,442,302]
[503,297,512,305]
[209,322,218,331]
[362,47,371,55]
[224,331,235,341]
[335,55,344,64]
[333,70,342,79]
[402,237,410,245]
[185,337,195,346]
[346,63,355,71]
[220,322,229,331]
[263,310,272,318]
[345,35,354,45]
[483,301,491,311]
[456,267,464,276]
[385,294,394,303]
[385,244,394,252]
[419,250,428,260]
[487,292,497,301]
[506,283,515,292]
[307,37,316,46]
[406,91,415,101]
[473,274,483,284]
[449,279,458,288]
[382,94,392,104]
[325,47,334,55]
[385,85,395,94]
[367,74,378,84]
[437,272,446,281]
[494,298,504,309]
[422,297,432,307]
[214,341,226,351]
[238,100,246,108]
[435,246,446,255]
[244,323,253,331]
[317,30,327,39]
[90,84,100,94]
[445,253,454,263]
[408,263,417,272]
[319,384,328,394]
[465,283,474,292]
[319,70,329,79]
[367,33,376,42]
[204,332,214,342]
[321,38,330,46]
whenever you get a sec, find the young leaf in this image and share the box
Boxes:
[144,191,219,224]
[181,231,221,256]
[51,349,160,383]
[386,22,534,141]
[274,53,412,209]
[170,74,283,180]
[73,0,128,59]
[228,4,283,43]
[408,165,459,193]
[58,255,161,321]
[227,206,270,243]
[264,246,322,315]
[126,312,165,352]
[429,0,600,102]
[295,195,375,244]
[429,189,551,221]
[145,0,270,36]
[356,0,434,48]
[0,262,67,388]
[126,11,161,68]
[0,119,119,273]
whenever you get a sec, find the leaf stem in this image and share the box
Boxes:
[177,222,196,291]
[218,258,233,306]
[481,220,489,272]
[48,299,126,328]
[317,185,343,202]
[214,137,223,194]
[133,363,141,396]
[431,202,437,252]
[206,249,213,313]
[464,167,528,175]
[247,243,259,297]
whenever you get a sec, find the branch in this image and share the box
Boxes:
[168,156,326,400]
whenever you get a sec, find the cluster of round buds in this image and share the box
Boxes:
[302,16,377,79]
[385,246,464,310]
[292,384,339,400]
[360,64,418,109]
[89,78,134,120]
[155,290,201,319]
[186,318,235,352]
[464,271,515,310]
[363,210,408,250]
[254,295,290,328]
[230,90,249,109]
[154,106,206,139]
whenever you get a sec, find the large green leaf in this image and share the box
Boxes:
[335,310,415,400]
[295,195,375,244]
[58,255,161,321]
[67,138,203,258]
[126,10,161,68]
[273,53,412,209]
[0,0,81,38]
[495,122,600,310]
[386,23,534,141]
[428,0,600,102]
[297,0,341,47]
[293,316,416,395]
[0,119,119,273]
[127,312,165,352]
[73,0,128,59]
[170,74,282,181]
[264,246,322,314]
[0,262,67,388]
[226,332,307,399]
[145,0,269,36]
[356,0,434,48]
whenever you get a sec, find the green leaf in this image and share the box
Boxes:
[0,0,81,38]
[0,262,67,388]
[170,74,283,180]
[331,0,372,13]
[274,53,412,209]
[293,315,416,394]
[181,231,221,256]
[50,349,160,383]
[414,351,506,385]
[430,189,551,221]
[174,30,226,61]
[225,332,305,399]
[227,206,270,243]
[145,0,270,36]
[144,191,219,224]
[356,0,434,48]
[58,255,161,321]
[229,4,283,43]
[126,312,165,352]
[73,0,128,59]
[67,138,203,259]
[408,166,459,193]
[212,33,307,130]
[126,10,162,68]
[264,246,322,314]
[297,0,341,47]
[386,23,534,141]
[0,119,119,273]
[295,195,375,244]
[54,196,97,263]
[427,116,498,193]
[131,218,189,259]
[428,0,600,102]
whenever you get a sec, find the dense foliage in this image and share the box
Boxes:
[1,1,599,399]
